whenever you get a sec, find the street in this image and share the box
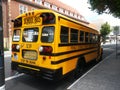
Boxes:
[4,43,119,90]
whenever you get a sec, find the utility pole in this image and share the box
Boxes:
[0,0,5,90]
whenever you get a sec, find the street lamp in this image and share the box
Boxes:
[0,0,5,90]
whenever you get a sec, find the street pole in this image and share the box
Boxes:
[0,0,5,90]
[116,34,117,58]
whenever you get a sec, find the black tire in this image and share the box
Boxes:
[96,53,103,63]
[74,59,85,79]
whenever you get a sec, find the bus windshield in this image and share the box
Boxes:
[22,28,38,42]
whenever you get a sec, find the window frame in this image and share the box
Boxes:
[41,26,55,43]
[60,26,69,43]
[79,31,85,43]
[12,29,21,42]
[70,28,78,43]
[85,32,89,43]
[22,27,39,42]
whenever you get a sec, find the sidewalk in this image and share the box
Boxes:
[4,51,11,57]
[68,51,120,90]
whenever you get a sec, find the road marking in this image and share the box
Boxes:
[0,85,5,90]
[5,73,24,81]
[103,48,114,50]
[67,52,115,90]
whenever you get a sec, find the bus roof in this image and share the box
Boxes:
[15,9,99,34]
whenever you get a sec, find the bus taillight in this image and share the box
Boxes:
[12,44,20,52]
[39,46,53,53]
[40,13,55,24]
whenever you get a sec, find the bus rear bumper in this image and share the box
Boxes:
[11,61,63,81]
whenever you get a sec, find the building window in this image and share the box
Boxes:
[59,8,64,13]
[78,16,81,19]
[35,0,42,5]
[74,14,77,18]
[65,10,69,15]
[52,5,57,11]
[44,2,51,8]
[19,5,28,14]
[70,12,73,16]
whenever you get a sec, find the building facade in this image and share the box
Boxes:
[2,0,86,50]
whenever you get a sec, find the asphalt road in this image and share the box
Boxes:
[4,43,119,90]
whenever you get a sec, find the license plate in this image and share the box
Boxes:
[23,50,37,60]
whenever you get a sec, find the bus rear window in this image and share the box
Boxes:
[41,26,54,43]
[12,29,21,42]
[22,28,38,42]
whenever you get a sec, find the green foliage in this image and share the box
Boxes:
[4,48,9,51]
[89,0,120,18]
[100,22,111,42]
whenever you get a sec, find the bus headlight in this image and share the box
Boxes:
[16,45,20,50]
[39,46,43,52]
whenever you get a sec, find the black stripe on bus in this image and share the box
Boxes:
[51,50,97,65]
[40,46,98,56]
[58,43,98,47]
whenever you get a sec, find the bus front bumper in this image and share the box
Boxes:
[11,61,63,81]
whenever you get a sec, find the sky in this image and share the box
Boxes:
[59,0,120,27]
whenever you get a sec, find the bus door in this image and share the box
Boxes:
[20,27,39,66]
[20,26,55,68]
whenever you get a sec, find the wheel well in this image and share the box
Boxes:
[76,56,86,67]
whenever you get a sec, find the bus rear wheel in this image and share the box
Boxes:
[74,59,85,79]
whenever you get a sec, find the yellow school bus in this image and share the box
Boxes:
[11,9,103,80]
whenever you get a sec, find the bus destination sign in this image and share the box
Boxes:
[24,16,41,25]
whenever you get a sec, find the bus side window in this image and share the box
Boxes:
[90,33,93,43]
[93,34,97,43]
[96,35,99,43]
[80,31,84,43]
[70,28,78,43]
[60,26,69,43]
[85,32,89,43]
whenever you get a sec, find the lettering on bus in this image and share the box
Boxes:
[24,16,41,24]
[21,59,36,64]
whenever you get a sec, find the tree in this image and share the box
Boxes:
[88,0,120,18]
[100,22,111,43]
